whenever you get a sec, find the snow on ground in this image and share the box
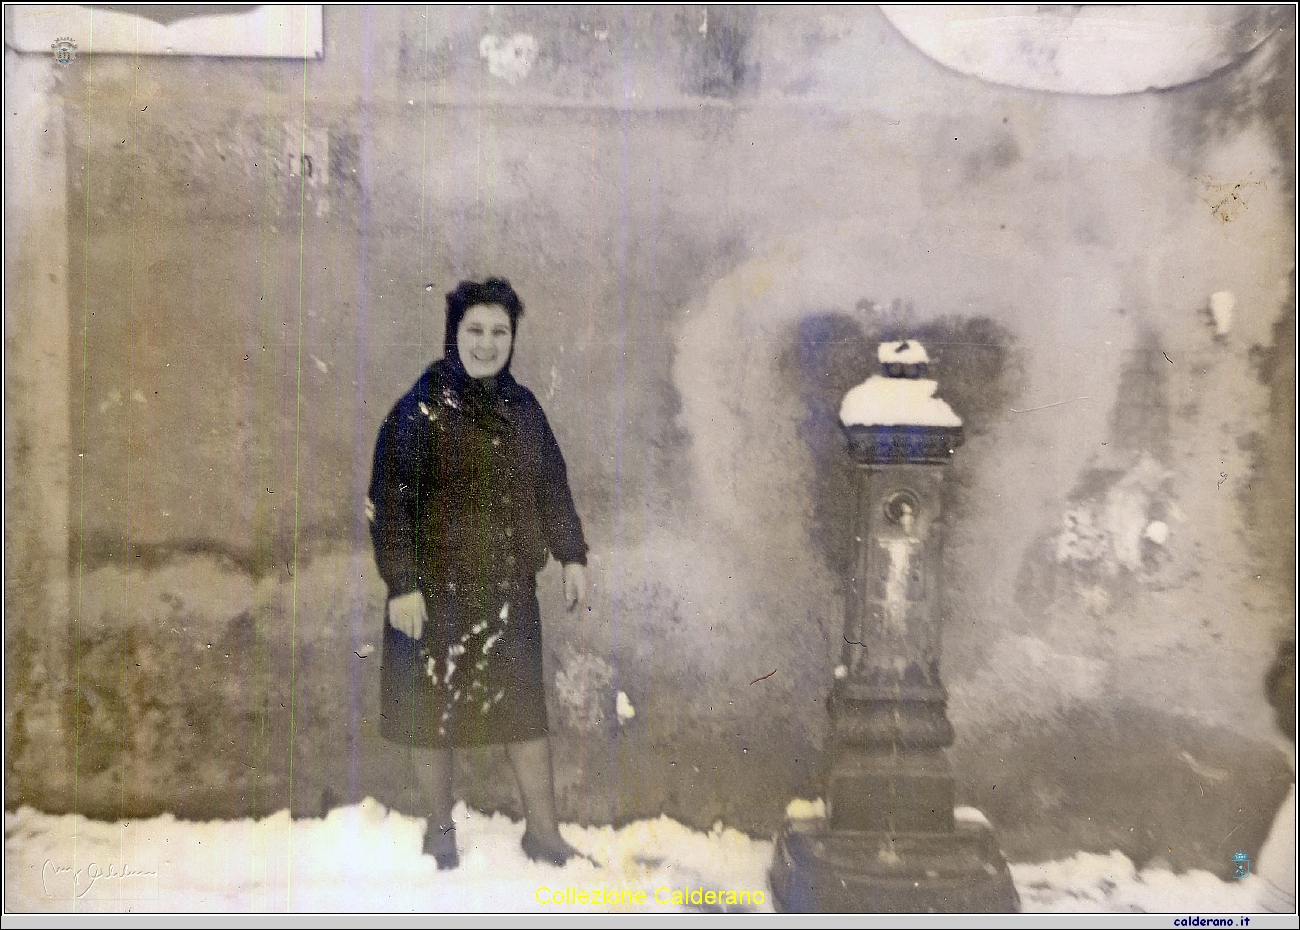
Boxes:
[1011,851,1265,914]
[1,800,1279,913]
[4,800,771,913]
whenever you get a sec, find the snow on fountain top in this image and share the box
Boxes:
[840,341,962,428]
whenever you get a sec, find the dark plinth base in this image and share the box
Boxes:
[830,751,954,833]
[769,818,1020,913]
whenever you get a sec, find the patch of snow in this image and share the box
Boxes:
[616,691,636,724]
[783,798,826,820]
[1144,520,1169,545]
[953,806,992,829]
[1010,849,1266,913]
[839,376,962,428]
[1210,291,1235,335]
[5,801,1283,913]
[3,802,775,913]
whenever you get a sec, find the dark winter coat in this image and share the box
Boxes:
[367,358,588,603]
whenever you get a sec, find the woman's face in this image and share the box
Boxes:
[457,303,513,379]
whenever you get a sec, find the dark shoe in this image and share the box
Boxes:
[521,829,583,866]
[424,824,459,870]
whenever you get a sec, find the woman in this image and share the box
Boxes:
[368,278,588,868]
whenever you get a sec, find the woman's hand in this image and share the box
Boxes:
[563,563,586,613]
[388,590,427,639]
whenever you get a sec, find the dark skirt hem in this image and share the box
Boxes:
[379,579,548,748]
[378,720,551,749]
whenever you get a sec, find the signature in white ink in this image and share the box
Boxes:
[41,859,158,899]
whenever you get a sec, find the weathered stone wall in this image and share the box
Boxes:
[5,6,1294,874]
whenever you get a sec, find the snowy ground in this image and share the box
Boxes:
[3,800,1283,915]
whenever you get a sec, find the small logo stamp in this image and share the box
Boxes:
[51,37,77,64]
[1232,850,1251,880]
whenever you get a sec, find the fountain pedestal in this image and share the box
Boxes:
[770,342,1019,913]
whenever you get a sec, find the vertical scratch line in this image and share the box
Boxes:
[72,10,96,914]
[285,10,312,907]
[117,14,142,909]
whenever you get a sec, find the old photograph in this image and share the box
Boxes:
[4,4,1296,917]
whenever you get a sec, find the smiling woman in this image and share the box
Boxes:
[368,277,590,871]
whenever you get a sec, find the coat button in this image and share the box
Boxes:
[505,527,513,538]
[491,437,501,447]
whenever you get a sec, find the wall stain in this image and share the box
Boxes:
[1198,176,1266,224]
[1109,327,1172,461]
